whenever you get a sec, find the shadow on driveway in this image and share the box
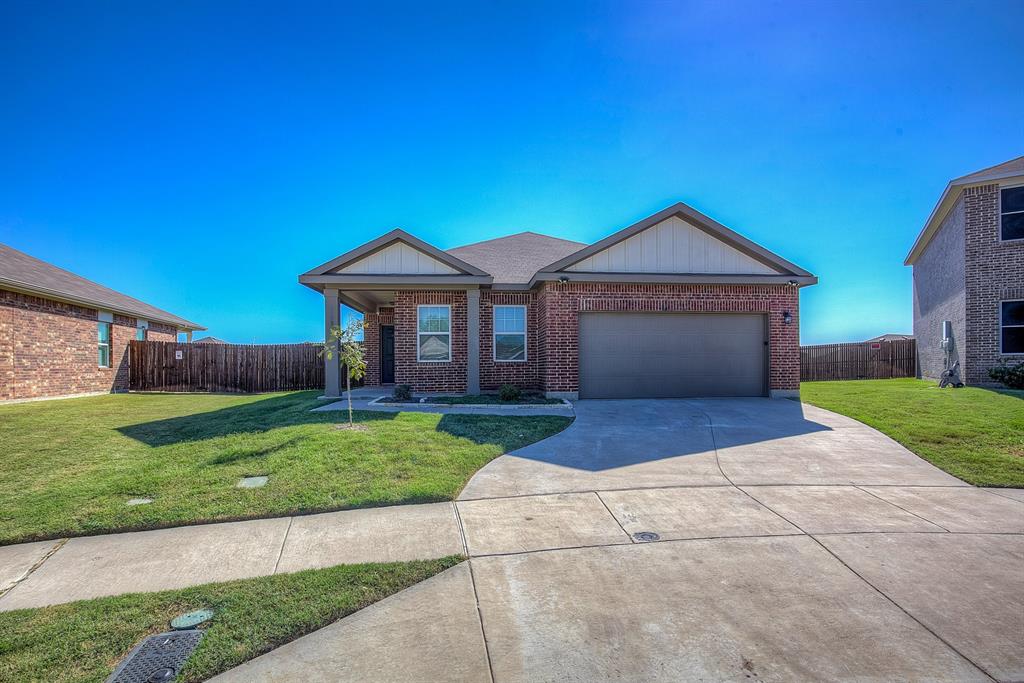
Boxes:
[491,398,833,472]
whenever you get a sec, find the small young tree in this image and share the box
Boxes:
[321,319,367,428]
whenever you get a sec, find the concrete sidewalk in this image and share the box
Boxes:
[0,503,466,610]
[2,481,1021,612]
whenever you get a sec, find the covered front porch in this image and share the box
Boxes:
[321,286,482,398]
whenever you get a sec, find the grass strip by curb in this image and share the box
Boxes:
[0,556,463,683]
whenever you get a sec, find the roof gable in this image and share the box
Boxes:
[905,155,1024,265]
[541,202,813,278]
[565,215,777,275]
[304,228,488,277]
[337,240,460,275]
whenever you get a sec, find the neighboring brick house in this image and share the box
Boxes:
[0,244,204,401]
[905,156,1024,385]
[301,202,816,399]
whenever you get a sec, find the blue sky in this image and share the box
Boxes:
[2,1,1022,344]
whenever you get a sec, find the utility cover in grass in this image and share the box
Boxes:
[126,497,154,506]
[236,476,268,489]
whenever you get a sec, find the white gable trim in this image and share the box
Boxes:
[566,216,777,275]
[335,241,460,275]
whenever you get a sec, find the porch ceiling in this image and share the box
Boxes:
[339,290,395,314]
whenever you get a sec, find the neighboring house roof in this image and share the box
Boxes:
[0,243,204,330]
[194,336,227,343]
[905,155,1024,265]
[447,232,587,285]
[865,334,914,342]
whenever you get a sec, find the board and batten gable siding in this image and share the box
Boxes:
[566,216,778,274]
[336,241,460,275]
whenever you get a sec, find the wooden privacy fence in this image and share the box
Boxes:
[800,339,917,382]
[128,340,358,393]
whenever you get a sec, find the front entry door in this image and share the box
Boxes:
[380,325,395,384]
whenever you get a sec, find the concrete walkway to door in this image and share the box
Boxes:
[210,398,1024,683]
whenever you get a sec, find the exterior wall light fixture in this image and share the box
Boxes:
[782,311,793,325]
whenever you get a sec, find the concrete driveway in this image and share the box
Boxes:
[214,398,1024,683]
[460,398,965,498]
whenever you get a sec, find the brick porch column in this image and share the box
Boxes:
[466,289,480,394]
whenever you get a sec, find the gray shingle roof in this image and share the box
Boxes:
[0,243,204,330]
[447,232,587,284]
[951,155,1024,184]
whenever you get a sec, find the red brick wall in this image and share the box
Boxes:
[536,282,800,393]
[963,184,1024,385]
[393,291,467,392]
[0,289,176,401]
[362,306,394,386]
[479,291,541,391]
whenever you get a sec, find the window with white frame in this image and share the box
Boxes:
[1001,186,1024,241]
[136,326,147,341]
[1002,300,1024,354]
[493,305,526,361]
[417,305,451,361]
[98,322,111,367]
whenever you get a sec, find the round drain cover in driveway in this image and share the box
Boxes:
[633,531,660,542]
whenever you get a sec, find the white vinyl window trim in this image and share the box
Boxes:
[97,321,112,368]
[417,305,451,362]
[493,305,527,362]
[1001,299,1024,355]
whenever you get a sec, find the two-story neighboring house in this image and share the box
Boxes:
[905,156,1024,385]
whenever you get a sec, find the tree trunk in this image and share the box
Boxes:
[346,373,353,426]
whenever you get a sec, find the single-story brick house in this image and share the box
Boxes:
[0,243,204,401]
[905,156,1024,385]
[301,202,816,399]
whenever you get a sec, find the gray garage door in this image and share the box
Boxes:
[579,313,767,399]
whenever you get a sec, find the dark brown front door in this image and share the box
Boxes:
[380,325,395,384]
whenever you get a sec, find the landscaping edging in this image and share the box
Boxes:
[368,396,573,411]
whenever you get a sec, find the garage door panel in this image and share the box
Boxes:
[579,313,766,398]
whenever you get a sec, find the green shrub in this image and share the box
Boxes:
[498,384,521,402]
[392,384,413,401]
[988,361,1024,389]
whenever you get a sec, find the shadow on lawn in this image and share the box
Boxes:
[117,392,397,447]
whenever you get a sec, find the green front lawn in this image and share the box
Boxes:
[0,556,462,683]
[0,392,571,545]
[801,379,1024,487]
